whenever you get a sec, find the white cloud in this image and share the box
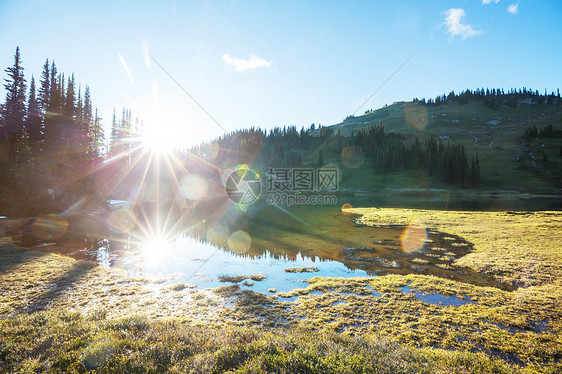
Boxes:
[507,3,519,14]
[482,0,500,4]
[442,8,483,40]
[222,54,272,72]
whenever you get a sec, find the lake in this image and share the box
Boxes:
[20,193,542,294]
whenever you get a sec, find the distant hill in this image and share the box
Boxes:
[184,90,562,196]
[323,99,562,191]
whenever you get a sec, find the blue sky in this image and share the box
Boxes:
[1,0,561,147]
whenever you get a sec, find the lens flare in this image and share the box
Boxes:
[341,203,353,214]
[206,225,230,247]
[228,230,251,254]
[403,102,429,131]
[341,146,365,168]
[400,219,428,253]
[74,217,105,238]
[142,41,151,68]
[107,209,136,233]
[118,53,135,83]
[82,335,118,370]
[31,215,69,240]
[180,174,208,201]
[143,182,173,201]
[236,163,250,177]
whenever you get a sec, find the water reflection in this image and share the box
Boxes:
[23,199,515,293]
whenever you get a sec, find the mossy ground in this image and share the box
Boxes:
[0,310,522,374]
[350,208,562,287]
[1,209,561,372]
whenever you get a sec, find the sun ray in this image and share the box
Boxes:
[101,146,150,197]
[127,150,154,210]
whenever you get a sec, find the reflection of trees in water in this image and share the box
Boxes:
[19,199,516,290]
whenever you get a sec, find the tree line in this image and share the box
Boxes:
[189,121,480,187]
[522,124,561,142]
[412,87,561,109]
[1,48,105,170]
[0,47,138,214]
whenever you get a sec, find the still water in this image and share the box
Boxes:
[22,194,533,294]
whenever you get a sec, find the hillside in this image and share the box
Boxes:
[324,100,562,191]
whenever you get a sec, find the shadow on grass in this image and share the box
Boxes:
[23,259,96,313]
[0,244,47,274]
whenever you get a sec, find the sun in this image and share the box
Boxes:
[142,121,184,153]
[140,110,191,153]
[142,234,172,265]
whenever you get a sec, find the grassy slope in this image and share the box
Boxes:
[326,101,562,190]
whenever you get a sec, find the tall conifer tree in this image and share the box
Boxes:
[1,47,27,164]
[27,76,43,156]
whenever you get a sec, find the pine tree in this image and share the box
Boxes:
[1,47,27,164]
[26,76,43,157]
[49,61,57,100]
[109,108,120,155]
[76,85,83,120]
[83,86,95,157]
[62,74,76,145]
[92,108,105,158]
[37,59,50,112]
[317,150,324,166]
[44,62,61,149]
[73,83,89,157]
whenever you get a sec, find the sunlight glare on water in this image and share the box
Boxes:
[125,233,371,294]
[142,235,171,267]
[180,174,208,201]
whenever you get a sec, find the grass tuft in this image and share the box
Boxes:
[284,267,320,273]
